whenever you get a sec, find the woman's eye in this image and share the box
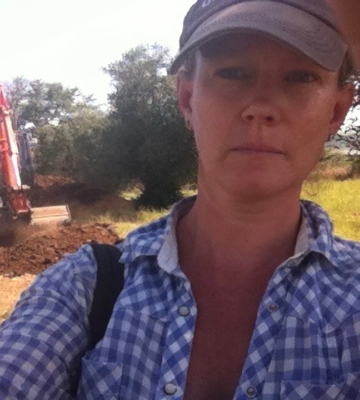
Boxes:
[286,71,318,83]
[216,68,252,81]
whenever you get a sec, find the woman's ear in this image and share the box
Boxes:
[329,83,355,135]
[177,72,194,124]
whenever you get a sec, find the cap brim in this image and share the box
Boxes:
[169,1,347,74]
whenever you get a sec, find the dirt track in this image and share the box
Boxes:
[0,175,123,323]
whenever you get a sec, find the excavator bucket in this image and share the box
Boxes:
[30,205,71,225]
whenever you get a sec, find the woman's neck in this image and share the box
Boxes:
[177,187,303,276]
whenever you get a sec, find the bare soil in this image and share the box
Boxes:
[0,175,122,324]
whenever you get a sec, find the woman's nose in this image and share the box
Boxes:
[240,103,280,126]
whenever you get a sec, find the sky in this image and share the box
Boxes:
[0,0,195,106]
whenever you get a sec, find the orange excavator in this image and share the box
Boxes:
[0,85,70,224]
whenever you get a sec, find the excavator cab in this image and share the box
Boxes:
[0,85,71,225]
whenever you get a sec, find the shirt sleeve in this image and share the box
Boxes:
[0,244,97,400]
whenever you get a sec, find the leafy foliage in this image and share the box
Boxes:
[5,45,197,209]
[35,108,108,181]
[4,77,106,184]
[102,45,197,207]
[4,77,96,128]
[333,78,360,174]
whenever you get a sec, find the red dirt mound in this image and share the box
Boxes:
[0,175,123,277]
[0,223,119,276]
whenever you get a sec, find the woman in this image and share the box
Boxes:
[0,1,359,399]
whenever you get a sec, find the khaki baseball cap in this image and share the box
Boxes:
[169,0,347,74]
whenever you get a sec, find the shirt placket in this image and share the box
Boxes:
[234,258,305,400]
[155,277,197,400]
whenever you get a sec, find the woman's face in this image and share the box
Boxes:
[177,33,353,202]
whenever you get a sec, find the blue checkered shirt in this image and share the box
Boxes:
[1,197,360,399]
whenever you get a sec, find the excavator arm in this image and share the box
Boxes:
[0,85,70,224]
[0,85,31,217]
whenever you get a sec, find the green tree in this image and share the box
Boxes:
[103,44,196,207]
[3,76,29,129]
[35,108,108,180]
[4,77,104,185]
[4,77,96,128]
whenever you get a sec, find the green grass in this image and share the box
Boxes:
[119,186,143,201]
[116,179,360,242]
[112,208,169,238]
[302,179,360,241]
[80,207,169,239]
[75,172,360,242]
[70,184,170,238]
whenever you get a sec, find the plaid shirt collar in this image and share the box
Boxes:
[122,196,340,272]
[300,200,342,268]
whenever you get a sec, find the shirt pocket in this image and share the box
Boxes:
[280,374,360,400]
[77,358,122,399]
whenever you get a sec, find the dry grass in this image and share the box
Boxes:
[303,152,360,242]
[309,164,352,181]
[302,178,360,241]
[112,208,168,238]
[0,275,36,325]
[308,152,353,182]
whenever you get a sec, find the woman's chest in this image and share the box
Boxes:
[183,301,259,400]
[78,282,360,400]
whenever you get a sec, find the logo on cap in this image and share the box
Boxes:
[202,0,213,7]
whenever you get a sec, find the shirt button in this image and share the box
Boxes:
[184,331,193,341]
[164,383,178,395]
[178,306,190,316]
[246,386,257,398]
[266,302,279,313]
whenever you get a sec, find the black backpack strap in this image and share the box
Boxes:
[88,243,124,350]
